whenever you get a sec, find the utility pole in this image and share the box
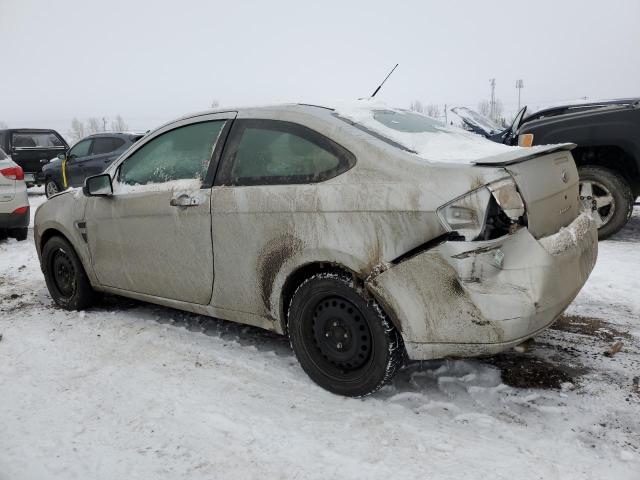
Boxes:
[489,78,496,120]
[102,117,108,132]
[516,79,524,110]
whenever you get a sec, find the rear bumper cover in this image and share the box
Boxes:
[0,207,30,230]
[366,213,598,360]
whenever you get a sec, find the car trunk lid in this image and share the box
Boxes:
[475,144,579,238]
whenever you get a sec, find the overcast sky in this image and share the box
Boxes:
[1,0,639,136]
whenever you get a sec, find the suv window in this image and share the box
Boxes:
[119,121,225,186]
[216,119,355,186]
[69,139,92,158]
[12,132,65,148]
[92,137,125,155]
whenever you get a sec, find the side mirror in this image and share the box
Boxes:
[57,153,66,160]
[83,173,113,197]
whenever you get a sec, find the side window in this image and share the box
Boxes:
[12,132,64,148]
[92,137,125,155]
[119,121,224,186]
[69,139,92,158]
[217,120,355,186]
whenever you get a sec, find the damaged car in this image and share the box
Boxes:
[34,101,598,397]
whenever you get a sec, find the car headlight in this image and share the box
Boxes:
[438,177,526,241]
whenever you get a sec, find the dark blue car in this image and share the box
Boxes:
[42,132,144,197]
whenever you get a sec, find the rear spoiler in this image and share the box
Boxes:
[473,143,575,166]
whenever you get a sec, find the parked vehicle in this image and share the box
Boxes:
[43,132,145,198]
[453,98,640,239]
[0,129,68,187]
[34,103,597,396]
[0,148,29,241]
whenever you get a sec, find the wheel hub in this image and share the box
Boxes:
[310,296,371,371]
[579,180,615,226]
[52,248,76,298]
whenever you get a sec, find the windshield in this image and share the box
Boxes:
[334,100,517,165]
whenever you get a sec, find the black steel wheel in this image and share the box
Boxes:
[42,235,97,310]
[288,272,404,397]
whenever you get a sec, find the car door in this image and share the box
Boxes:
[10,131,67,180]
[84,113,235,305]
[76,136,126,185]
[65,139,93,187]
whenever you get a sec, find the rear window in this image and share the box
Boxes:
[12,132,65,148]
[92,137,126,155]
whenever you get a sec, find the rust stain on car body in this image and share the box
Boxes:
[257,233,304,314]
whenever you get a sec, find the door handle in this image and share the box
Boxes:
[170,194,202,207]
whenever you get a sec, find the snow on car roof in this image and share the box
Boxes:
[333,99,521,165]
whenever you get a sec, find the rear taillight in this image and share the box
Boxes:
[12,206,28,215]
[0,166,24,181]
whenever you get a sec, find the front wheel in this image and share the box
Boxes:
[287,272,405,397]
[42,236,97,310]
[578,166,634,240]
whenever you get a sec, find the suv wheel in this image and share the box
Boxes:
[287,272,405,397]
[578,166,634,240]
[45,178,61,198]
[42,236,97,310]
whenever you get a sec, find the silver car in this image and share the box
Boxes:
[0,147,29,240]
[34,102,598,396]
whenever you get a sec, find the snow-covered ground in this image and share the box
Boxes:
[1,191,639,480]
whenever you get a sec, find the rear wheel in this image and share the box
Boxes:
[42,236,97,310]
[578,166,634,240]
[287,272,404,397]
[45,178,61,198]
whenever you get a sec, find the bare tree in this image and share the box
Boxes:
[70,118,85,142]
[409,100,424,113]
[210,99,220,109]
[110,115,128,132]
[478,100,491,117]
[86,117,103,135]
[426,104,440,118]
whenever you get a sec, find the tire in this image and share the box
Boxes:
[578,166,634,240]
[42,235,97,310]
[287,272,405,397]
[9,228,28,241]
[45,178,61,198]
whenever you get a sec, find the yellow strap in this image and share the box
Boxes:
[62,157,68,188]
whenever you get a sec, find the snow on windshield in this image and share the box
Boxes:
[334,99,520,165]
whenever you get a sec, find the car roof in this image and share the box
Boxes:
[85,132,146,139]
[527,97,640,119]
[0,128,63,134]
[168,103,334,125]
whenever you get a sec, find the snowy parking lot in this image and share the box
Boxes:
[1,190,639,479]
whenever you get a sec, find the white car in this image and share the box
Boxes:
[0,147,29,240]
[34,102,597,396]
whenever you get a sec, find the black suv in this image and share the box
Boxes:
[0,129,69,187]
[42,132,144,197]
[453,98,640,239]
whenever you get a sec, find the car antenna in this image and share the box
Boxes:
[370,63,399,98]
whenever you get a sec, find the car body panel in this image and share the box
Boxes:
[35,103,598,359]
[0,151,29,230]
[368,212,597,358]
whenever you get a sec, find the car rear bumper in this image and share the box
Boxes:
[366,213,598,360]
[0,206,30,230]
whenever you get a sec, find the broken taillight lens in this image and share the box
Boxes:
[438,177,526,241]
[0,166,24,181]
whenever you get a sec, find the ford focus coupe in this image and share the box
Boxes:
[34,101,598,396]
